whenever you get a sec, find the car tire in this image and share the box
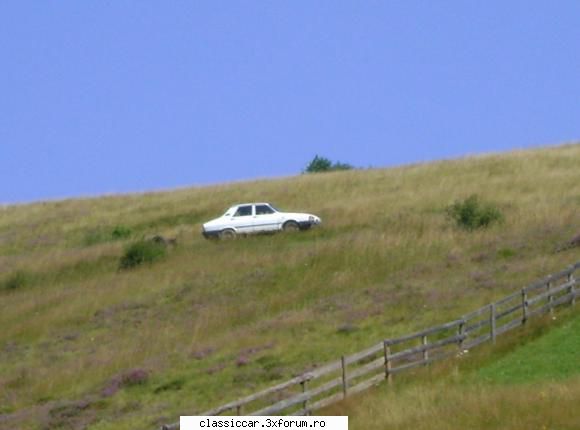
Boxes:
[283,221,300,232]
[219,229,237,240]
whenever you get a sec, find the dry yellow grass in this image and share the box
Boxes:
[1,143,579,429]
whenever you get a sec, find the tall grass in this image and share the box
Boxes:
[343,378,580,430]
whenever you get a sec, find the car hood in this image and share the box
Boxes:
[280,212,321,223]
[202,216,227,229]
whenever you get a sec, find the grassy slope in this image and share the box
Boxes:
[336,308,580,430]
[1,144,579,429]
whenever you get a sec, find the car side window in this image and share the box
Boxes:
[233,205,252,217]
[255,205,274,215]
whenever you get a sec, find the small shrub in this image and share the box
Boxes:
[111,225,132,240]
[119,240,166,270]
[304,155,353,173]
[446,195,503,230]
[1,271,31,291]
[498,248,516,259]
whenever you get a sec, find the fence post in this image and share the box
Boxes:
[547,281,554,315]
[300,379,309,415]
[422,335,429,365]
[522,288,528,324]
[383,341,392,385]
[341,356,348,398]
[236,404,242,415]
[490,303,496,344]
[568,271,576,307]
[458,320,466,350]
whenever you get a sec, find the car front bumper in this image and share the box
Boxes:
[202,229,220,239]
[298,220,321,229]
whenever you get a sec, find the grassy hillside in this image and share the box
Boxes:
[1,144,579,429]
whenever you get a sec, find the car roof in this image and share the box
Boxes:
[232,202,271,207]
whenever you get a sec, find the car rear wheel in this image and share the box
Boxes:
[219,229,237,240]
[283,221,300,232]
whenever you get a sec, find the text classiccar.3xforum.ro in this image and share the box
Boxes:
[198,418,327,428]
[181,416,347,430]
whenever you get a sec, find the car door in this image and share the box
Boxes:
[229,205,254,234]
[253,204,283,232]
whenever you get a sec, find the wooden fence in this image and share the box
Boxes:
[161,261,579,429]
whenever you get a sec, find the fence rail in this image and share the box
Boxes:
[161,262,579,429]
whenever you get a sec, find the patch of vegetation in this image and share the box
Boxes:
[50,256,118,283]
[476,313,580,384]
[153,377,186,394]
[256,354,283,372]
[497,247,516,259]
[119,240,167,270]
[83,228,109,246]
[0,404,15,414]
[446,195,503,230]
[303,155,353,173]
[111,225,132,240]
[1,270,33,292]
[84,224,133,245]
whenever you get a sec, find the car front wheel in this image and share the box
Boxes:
[219,229,237,240]
[283,221,300,232]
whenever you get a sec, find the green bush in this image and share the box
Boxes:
[446,195,503,230]
[111,225,132,240]
[304,155,353,173]
[498,247,516,259]
[119,240,167,270]
[1,271,31,291]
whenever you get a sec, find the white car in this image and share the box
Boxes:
[202,203,321,239]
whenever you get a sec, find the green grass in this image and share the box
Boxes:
[1,143,580,429]
[477,312,580,384]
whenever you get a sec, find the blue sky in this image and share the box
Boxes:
[1,1,579,204]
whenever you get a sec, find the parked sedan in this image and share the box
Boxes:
[202,203,321,239]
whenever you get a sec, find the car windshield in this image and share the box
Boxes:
[269,204,281,212]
